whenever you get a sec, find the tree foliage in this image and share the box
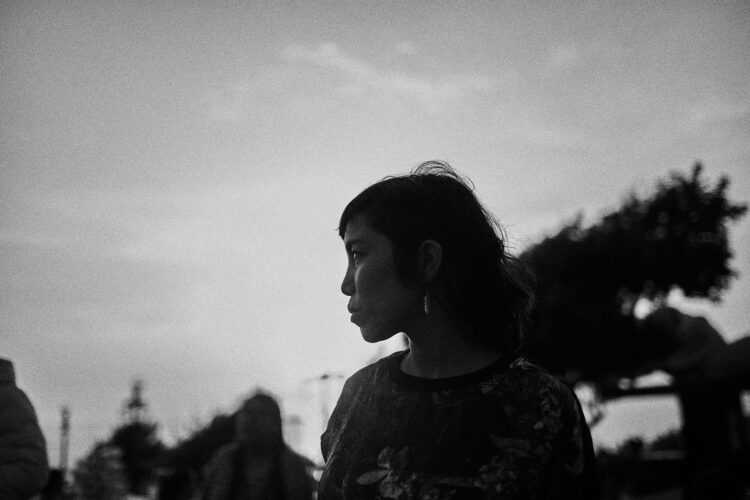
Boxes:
[72,443,128,500]
[109,421,166,494]
[73,382,167,496]
[165,412,236,476]
[521,164,746,380]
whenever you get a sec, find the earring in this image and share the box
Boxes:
[424,292,430,315]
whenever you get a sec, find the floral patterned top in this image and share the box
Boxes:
[319,351,597,500]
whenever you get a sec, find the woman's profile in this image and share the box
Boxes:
[318,161,599,499]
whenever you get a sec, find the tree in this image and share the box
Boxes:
[107,380,165,495]
[71,381,167,497]
[72,443,128,500]
[521,164,746,381]
[165,412,236,477]
[109,420,165,495]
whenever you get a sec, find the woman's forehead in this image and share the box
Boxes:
[345,215,395,246]
[343,214,374,242]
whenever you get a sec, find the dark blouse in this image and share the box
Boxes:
[319,350,598,499]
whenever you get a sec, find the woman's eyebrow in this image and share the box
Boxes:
[345,238,366,251]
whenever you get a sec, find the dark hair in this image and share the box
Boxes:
[339,160,534,353]
[240,392,282,419]
[236,393,285,499]
[237,392,284,450]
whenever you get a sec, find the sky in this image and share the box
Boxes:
[2,1,749,469]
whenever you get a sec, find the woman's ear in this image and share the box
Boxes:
[418,239,443,282]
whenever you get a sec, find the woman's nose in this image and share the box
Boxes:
[341,267,354,296]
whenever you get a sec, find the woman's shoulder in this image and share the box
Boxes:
[322,351,406,458]
[499,356,578,403]
[344,350,405,388]
[507,356,568,383]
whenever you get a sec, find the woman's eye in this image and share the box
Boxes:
[351,251,363,263]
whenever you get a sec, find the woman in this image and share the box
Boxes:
[318,161,598,499]
[202,393,313,500]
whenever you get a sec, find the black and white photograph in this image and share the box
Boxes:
[2,2,748,499]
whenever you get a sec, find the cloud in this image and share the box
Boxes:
[281,42,494,106]
[207,43,495,120]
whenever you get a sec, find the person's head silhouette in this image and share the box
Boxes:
[235,393,283,455]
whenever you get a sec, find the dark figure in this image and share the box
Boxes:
[201,393,313,500]
[319,161,599,499]
[0,357,49,499]
[638,308,749,499]
[639,307,750,387]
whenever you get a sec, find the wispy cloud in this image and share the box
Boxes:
[281,42,495,106]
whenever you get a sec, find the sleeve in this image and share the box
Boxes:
[481,375,598,500]
[539,383,599,500]
[320,372,362,462]
[573,389,601,500]
[0,386,50,499]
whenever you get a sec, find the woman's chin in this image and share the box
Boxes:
[359,327,397,344]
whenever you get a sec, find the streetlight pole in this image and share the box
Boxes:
[59,406,70,479]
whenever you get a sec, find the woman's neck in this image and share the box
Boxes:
[401,318,503,379]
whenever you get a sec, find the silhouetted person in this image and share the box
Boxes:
[639,308,749,497]
[639,307,750,387]
[0,357,49,499]
[201,393,313,500]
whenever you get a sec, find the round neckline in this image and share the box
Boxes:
[387,349,516,392]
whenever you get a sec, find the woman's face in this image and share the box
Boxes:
[341,214,422,343]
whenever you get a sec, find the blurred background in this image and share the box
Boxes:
[1,1,748,498]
